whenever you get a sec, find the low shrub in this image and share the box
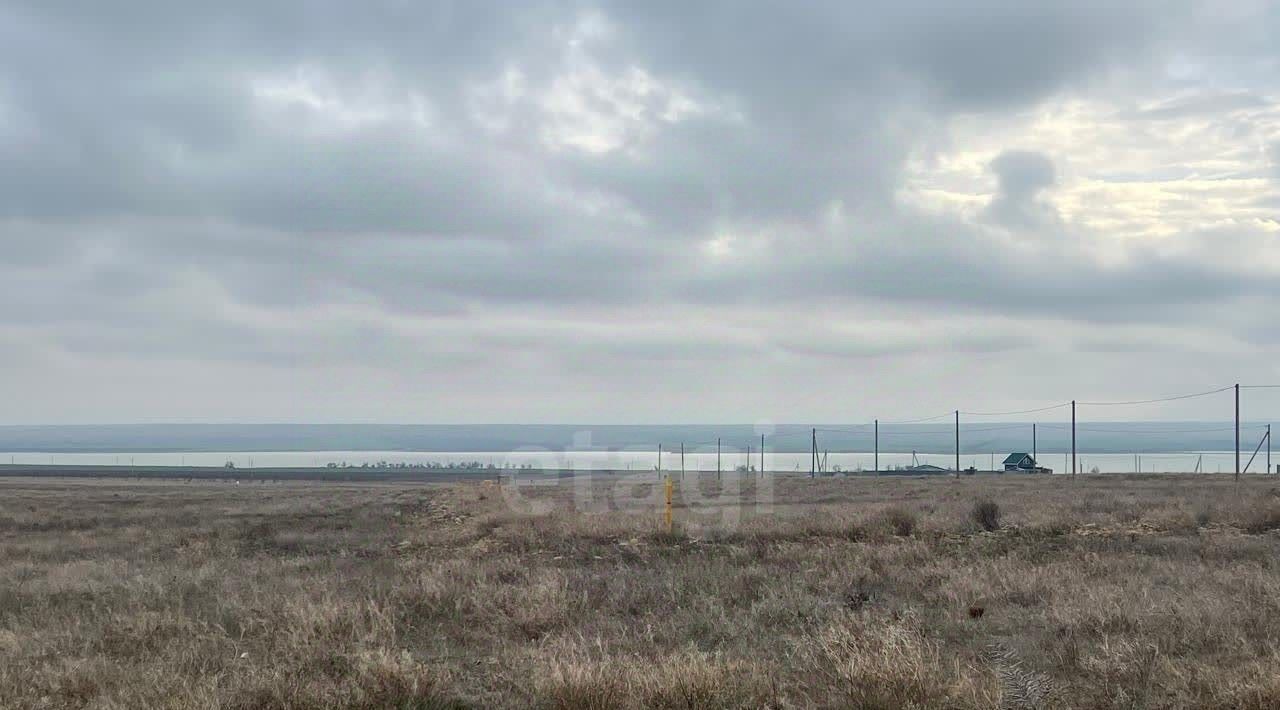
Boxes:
[972,499,1001,532]
[874,507,917,537]
[1242,504,1280,534]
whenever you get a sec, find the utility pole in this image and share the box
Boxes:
[811,428,816,479]
[1235,383,1241,481]
[954,410,960,477]
[680,442,685,480]
[874,419,879,475]
[1268,425,1272,475]
[746,445,751,473]
[658,444,662,475]
[1032,423,1037,466]
[716,438,721,480]
[1071,400,1077,479]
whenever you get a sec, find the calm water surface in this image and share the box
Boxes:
[1,449,1267,474]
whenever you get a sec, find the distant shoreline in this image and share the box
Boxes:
[0,464,1230,482]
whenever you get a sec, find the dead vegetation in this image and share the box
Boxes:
[3,474,1280,708]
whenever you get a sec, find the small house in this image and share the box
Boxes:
[1002,453,1050,473]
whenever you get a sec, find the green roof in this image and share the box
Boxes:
[1003,453,1032,465]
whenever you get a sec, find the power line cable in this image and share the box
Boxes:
[961,424,1042,433]
[1045,424,1261,435]
[962,402,1072,416]
[878,412,954,424]
[814,425,874,435]
[1077,385,1233,406]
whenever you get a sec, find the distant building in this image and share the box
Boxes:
[1003,453,1051,473]
[877,463,950,476]
[904,464,948,473]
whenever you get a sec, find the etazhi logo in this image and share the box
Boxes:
[495,429,778,533]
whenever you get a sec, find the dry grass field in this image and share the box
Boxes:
[4,473,1280,709]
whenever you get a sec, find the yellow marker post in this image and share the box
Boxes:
[664,475,674,534]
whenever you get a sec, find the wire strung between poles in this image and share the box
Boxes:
[961,402,1072,416]
[1036,424,1264,435]
[877,412,954,425]
[813,424,875,435]
[1077,385,1234,406]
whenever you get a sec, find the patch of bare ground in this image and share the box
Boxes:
[4,474,1280,707]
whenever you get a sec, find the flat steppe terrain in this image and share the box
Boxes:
[4,474,1280,708]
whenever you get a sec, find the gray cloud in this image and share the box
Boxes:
[1120,90,1270,121]
[983,150,1061,229]
[1,0,1279,423]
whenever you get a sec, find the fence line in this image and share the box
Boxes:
[673,383,1277,477]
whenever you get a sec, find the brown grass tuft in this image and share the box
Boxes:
[972,498,1002,531]
[1242,503,1280,534]
[798,612,993,708]
[537,647,775,709]
[872,506,917,537]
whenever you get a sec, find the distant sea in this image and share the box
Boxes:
[0,449,1256,474]
[0,424,1271,474]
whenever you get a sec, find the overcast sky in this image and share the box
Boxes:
[2,1,1279,424]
